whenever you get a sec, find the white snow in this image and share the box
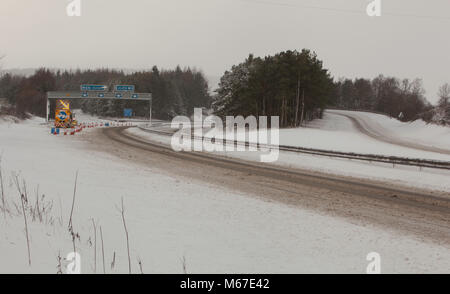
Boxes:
[1,116,449,274]
[327,109,450,151]
[131,109,450,191]
[129,127,450,193]
[199,110,450,161]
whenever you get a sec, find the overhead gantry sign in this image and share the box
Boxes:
[46,84,152,122]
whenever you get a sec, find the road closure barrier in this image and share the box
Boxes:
[50,121,135,135]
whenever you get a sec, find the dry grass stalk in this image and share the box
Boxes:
[91,218,97,273]
[120,197,131,274]
[100,226,106,274]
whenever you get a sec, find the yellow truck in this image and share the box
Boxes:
[55,100,77,128]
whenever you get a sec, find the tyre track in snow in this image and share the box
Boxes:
[87,126,450,246]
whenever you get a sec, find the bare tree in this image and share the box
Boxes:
[0,54,4,76]
[411,78,425,97]
[438,83,450,107]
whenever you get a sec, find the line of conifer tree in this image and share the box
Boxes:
[212,50,335,127]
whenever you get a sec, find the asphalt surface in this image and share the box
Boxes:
[84,126,450,246]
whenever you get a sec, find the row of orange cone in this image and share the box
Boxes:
[51,121,134,135]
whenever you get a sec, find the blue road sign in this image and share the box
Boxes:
[58,111,67,120]
[123,108,133,117]
[115,85,135,92]
[81,85,107,91]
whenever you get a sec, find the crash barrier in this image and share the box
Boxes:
[51,121,134,135]
[137,126,450,171]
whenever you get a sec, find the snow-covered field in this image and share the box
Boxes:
[1,115,450,274]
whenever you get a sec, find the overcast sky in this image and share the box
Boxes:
[1,0,449,103]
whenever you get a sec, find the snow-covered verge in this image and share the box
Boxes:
[1,117,450,273]
[0,114,33,124]
[197,111,450,161]
[327,110,450,152]
[129,127,450,193]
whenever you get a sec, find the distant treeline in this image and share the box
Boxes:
[331,76,431,121]
[1,50,446,126]
[212,50,435,126]
[0,66,211,119]
[213,50,334,128]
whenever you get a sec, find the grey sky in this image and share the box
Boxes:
[1,0,449,103]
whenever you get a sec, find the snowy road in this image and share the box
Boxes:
[94,126,450,246]
[1,118,450,273]
[328,110,450,155]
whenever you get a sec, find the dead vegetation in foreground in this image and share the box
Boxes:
[0,152,192,274]
[0,156,143,274]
